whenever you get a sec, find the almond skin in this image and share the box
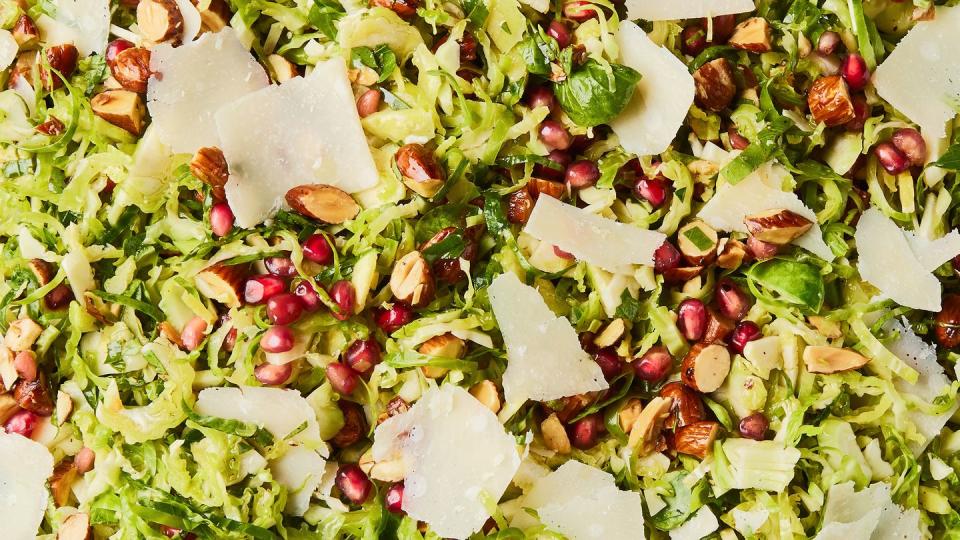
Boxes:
[14,374,55,416]
[678,220,719,266]
[744,208,813,245]
[35,117,66,136]
[42,44,79,90]
[658,381,706,429]
[396,143,445,198]
[662,266,703,285]
[137,0,185,44]
[91,90,146,135]
[693,58,736,112]
[681,343,732,393]
[716,238,747,270]
[935,294,960,349]
[673,420,721,459]
[389,251,435,308]
[194,263,248,308]
[285,184,360,224]
[12,15,39,50]
[57,511,91,540]
[506,189,534,224]
[190,147,229,200]
[702,309,735,344]
[808,75,856,127]
[28,259,55,286]
[728,17,772,53]
[527,178,566,200]
[110,47,152,94]
[50,459,80,506]
[803,345,869,373]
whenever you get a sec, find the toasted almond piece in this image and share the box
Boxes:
[58,512,91,540]
[618,398,643,433]
[702,309,735,345]
[137,0,185,44]
[40,44,79,90]
[389,251,434,308]
[935,294,960,349]
[716,238,747,270]
[192,0,231,32]
[728,17,772,52]
[593,318,625,349]
[673,420,721,459]
[360,448,406,481]
[808,315,843,339]
[51,459,79,507]
[678,221,719,266]
[628,396,673,456]
[285,184,360,224]
[14,373,54,415]
[190,146,229,200]
[744,209,813,245]
[658,381,706,429]
[681,343,731,393]
[808,75,855,127]
[541,412,571,454]
[469,380,501,414]
[55,390,73,426]
[110,47,152,94]
[506,189,534,224]
[267,54,298,82]
[662,266,703,285]
[0,394,18,424]
[5,318,43,352]
[91,90,146,135]
[418,333,464,379]
[12,15,39,49]
[693,58,736,112]
[527,177,566,200]
[158,321,184,348]
[194,263,247,308]
[83,293,119,325]
[28,259,54,286]
[396,143,445,198]
[803,345,869,373]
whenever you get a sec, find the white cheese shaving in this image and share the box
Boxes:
[0,30,16,70]
[732,507,769,536]
[35,0,110,56]
[873,6,960,139]
[270,445,328,516]
[147,30,270,154]
[523,195,666,274]
[196,386,324,447]
[173,0,202,42]
[815,482,921,540]
[625,0,754,22]
[609,22,695,157]
[0,433,54,539]
[218,57,379,228]
[488,272,608,406]
[670,506,720,540]
[371,385,521,539]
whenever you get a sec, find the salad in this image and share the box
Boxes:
[1,0,959,536]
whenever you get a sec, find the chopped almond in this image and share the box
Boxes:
[194,263,247,308]
[541,412,572,454]
[285,184,360,224]
[628,396,673,456]
[673,420,721,459]
[808,75,855,127]
[267,54,299,82]
[58,512,91,540]
[728,17,772,53]
[803,345,870,373]
[91,90,146,135]
[5,318,43,351]
[137,0,185,44]
[693,58,736,112]
[680,343,731,393]
[390,251,435,308]
[469,380,501,414]
[743,209,813,245]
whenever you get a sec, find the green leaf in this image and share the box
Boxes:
[517,27,558,76]
[747,259,825,312]
[931,144,960,170]
[422,232,466,262]
[461,0,489,28]
[614,289,641,319]
[350,44,398,82]
[90,290,165,322]
[308,0,345,40]
[554,60,641,127]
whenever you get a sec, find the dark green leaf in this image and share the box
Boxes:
[650,472,708,530]
[614,289,642,320]
[422,232,466,262]
[517,27,557,76]
[483,191,510,238]
[554,60,641,127]
[748,259,825,312]
[931,144,960,170]
[90,290,165,322]
[308,0,345,40]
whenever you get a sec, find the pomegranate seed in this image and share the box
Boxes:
[75,447,95,474]
[746,235,779,260]
[159,526,197,540]
[840,53,869,91]
[706,15,736,43]
[562,0,595,21]
[344,338,382,374]
[846,95,870,132]
[105,39,133,65]
[553,245,575,260]
[180,316,208,352]
[681,24,707,56]
[294,280,323,312]
[329,280,356,321]
[678,299,707,341]
[527,86,556,112]
[565,159,600,189]
[44,283,74,310]
[579,331,598,354]
[13,351,37,381]
[633,346,673,381]
[653,241,682,273]
[209,202,234,237]
[874,142,910,174]
[728,127,750,150]
[539,120,572,151]
[254,362,293,385]
[891,128,927,166]
[729,321,762,354]
[244,275,287,305]
[533,149,572,181]
[260,325,295,353]
[336,464,373,505]
[326,362,358,394]
[569,413,604,449]
[385,483,404,514]
[266,293,304,325]
[594,347,622,379]
[223,327,238,352]
[817,31,841,55]
[375,303,415,333]
[302,233,334,265]
[715,279,751,321]
[547,20,571,49]
[4,409,38,437]
[738,412,769,440]
[264,256,297,277]
[633,176,670,207]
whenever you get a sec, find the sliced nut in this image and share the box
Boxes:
[693,58,736,112]
[369,0,419,19]
[12,15,39,50]
[332,402,367,448]
[627,396,673,456]
[35,117,65,136]
[728,17,772,53]
[678,220,719,265]
[802,345,869,373]
[51,459,79,506]
[55,390,73,426]
[14,374,55,415]
[506,189,534,224]
[267,54,298,83]
[360,449,405,482]
[42,44,79,90]
[469,380,501,414]
[935,294,960,349]
[808,315,843,339]
[285,184,360,224]
[808,75,855,127]
[5,318,43,352]
[527,177,566,200]
[91,90,146,135]
[541,412,571,454]
[658,381,706,429]
[137,0,185,44]
[190,146,229,200]
[593,318,625,348]
[744,209,813,245]
[716,238,747,270]
[702,309,734,345]
[356,88,382,118]
[191,0,231,32]
[396,143,445,198]
[110,47,152,94]
[618,398,643,433]
[681,343,732,393]
[194,263,247,308]
[418,333,464,379]
[158,321,184,348]
[8,52,37,90]
[555,393,592,423]
[662,266,703,285]
[673,420,721,459]
[84,293,119,325]
[390,251,435,308]
[0,394,18,424]
[57,512,91,540]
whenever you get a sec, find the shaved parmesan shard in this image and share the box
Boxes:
[625,0,754,21]
[0,30,16,70]
[698,162,833,260]
[873,7,960,139]
[815,482,921,540]
[488,273,608,406]
[524,195,666,274]
[219,57,379,228]
[519,460,646,540]
[173,0,202,42]
[196,386,324,447]
[0,433,54,538]
[35,0,110,56]
[609,22,695,157]
[670,506,720,540]
[147,30,270,154]
[270,445,328,516]
[855,208,950,311]
[371,385,521,539]
[905,229,960,272]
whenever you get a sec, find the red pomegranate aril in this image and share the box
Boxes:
[681,24,707,56]
[746,235,779,260]
[44,283,74,310]
[565,159,600,189]
[244,275,286,304]
[633,176,670,208]
[105,39,134,65]
[533,149,572,181]
[729,320,762,354]
[264,256,298,277]
[326,362,358,394]
[553,245,575,260]
[891,128,927,167]
[375,303,415,333]
[180,316,208,352]
[294,280,323,312]
[527,86,556,112]
[874,142,910,174]
[706,14,736,43]
[728,127,750,150]
[223,327,238,352]
[716,279,751,321]
[329,280,356,321]
[254,362,293,386]
[594,347,622,379]
[13,352,37,382]
[385,483,405,514]
[336,464,373,505]
[539,120,572,151]
[569,413,604,449]
[75,447,95,474]
[266,293,304,325]
[633,346,673,382]
[846,95,870,132]
[302,233,334,265]
[4,409,38,438]
[345,338,382,374]
[159,526,197,539]
[209,202,234,237]
[678,299,707,341]
[840,53,869,91]
[260,325,295,353]
[547,20,571,49]
[817,31,841,55]
[654,241,682,273]
[562,0,595,21]
[738,412,769,440]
